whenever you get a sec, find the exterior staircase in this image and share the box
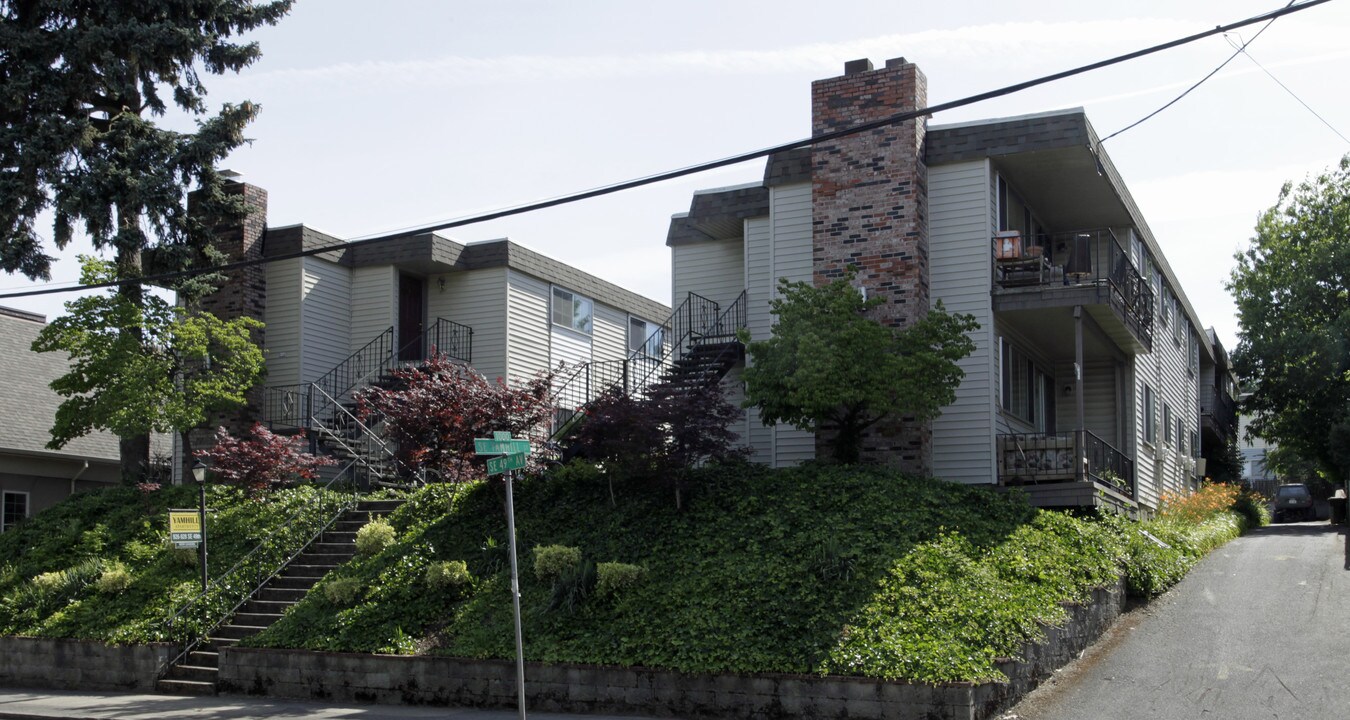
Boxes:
[156,498,404,696]
[550,291,747,447]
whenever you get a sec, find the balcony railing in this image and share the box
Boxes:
[1200,386,1238,437]
[994,228,1154,350]
[997,430,1136,498]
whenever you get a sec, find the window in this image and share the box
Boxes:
[1177,418,1187,454]
[1190,430,1200,458]
[551,287,593,334]
[999,337,1053,431]
[1187,328,1199,374]
[1144,386,1156,445]
[1163,403,1173,444]
[2,492,28,532]
[629,317,663,357]
[1160,285,1171,327]
[1173,298,1183,344]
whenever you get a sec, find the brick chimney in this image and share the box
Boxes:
[810,57,932,473]
[194,180,268,449]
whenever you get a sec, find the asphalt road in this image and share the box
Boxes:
[1006,520,1350,720]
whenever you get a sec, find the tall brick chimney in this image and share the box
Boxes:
[810,57,932,473]
[193,180,268,450]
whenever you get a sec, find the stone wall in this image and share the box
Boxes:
[0,637,175,692]
[809,57,931,474]
[218,579,1127,720]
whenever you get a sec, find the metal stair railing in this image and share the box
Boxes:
[423,318,473,364]
[157,461,362,678]
[308,384,413,485]
[262,328,394,431]
[547,293,722,439]
[648,290,747,392]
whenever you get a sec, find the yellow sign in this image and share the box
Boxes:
[169,511,201,534]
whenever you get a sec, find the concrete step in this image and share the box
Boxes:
[187,650,219,668]
[257,586,308,603]
[265,575,319,591]
[280,564,337,578]
[211,624,267,641]
[356,499,404,514]
[309,541,356,554]
[291,553,352,568]
[156,678,217,696]
[231,612,284,628]
[243,599,292,615]
[201,637,238,654]
[164,664,219,683]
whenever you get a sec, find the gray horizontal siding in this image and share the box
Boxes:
[930,160,996,485]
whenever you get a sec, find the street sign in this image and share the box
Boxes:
[474,437,531,455]
[486,452,527,476]
[169,509,202,549]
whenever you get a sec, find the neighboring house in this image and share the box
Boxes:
[1198,329,1241,480]
[198,183,670,480]
[0,307,121,530]
[665,57,1228,515]
[1236,393,1280,495]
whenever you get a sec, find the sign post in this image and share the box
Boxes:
[477,431,531,720]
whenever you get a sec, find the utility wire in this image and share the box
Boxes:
[0,0,1332,301]
[1224,33,1350,146]
[1099,0,1294,145]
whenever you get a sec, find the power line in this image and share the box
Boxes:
[1224,33,1350,146]
[1099,0,1294,145]
[0,0,1332,302]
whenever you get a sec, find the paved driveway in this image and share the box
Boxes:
[1007,521,1350,719]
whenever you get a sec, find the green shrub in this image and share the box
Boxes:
[322,577,365,606]
[477,536,509,576]
[171,547,199,568]
[1232,489,1272,528]
[533,544,581,582]
[426,560,471,589]
[595,562,646,600]
[356,518,397,558]
[546,560,595,613]
[94,562,133,594]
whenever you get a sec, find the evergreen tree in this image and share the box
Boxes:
[0,1,293,478]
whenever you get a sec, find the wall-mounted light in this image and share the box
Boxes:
[437,276,447,292]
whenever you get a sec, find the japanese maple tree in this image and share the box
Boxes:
[572,381,748,508]
[354,352,555,483]
[196,423,334,495]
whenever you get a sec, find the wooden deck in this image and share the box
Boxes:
[999,480,1139,517]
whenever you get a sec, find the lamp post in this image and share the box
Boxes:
[192,459,208,593]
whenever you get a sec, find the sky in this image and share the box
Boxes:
[5,0,1350,354]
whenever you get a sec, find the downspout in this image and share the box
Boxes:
[69,460,89,496]
[1074,306,1086,482]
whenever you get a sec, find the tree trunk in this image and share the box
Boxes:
[115,213,153,482]
[119,435,150,484]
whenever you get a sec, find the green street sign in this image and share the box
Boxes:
[474,438,531,455]
[487,452,527,475]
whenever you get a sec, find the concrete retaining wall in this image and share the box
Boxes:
[0,637,176,692]
[219,579,1127,720]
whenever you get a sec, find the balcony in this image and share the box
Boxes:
[993,229,1154,354]
[1200,386,1238,443]
[997,430,1137,510]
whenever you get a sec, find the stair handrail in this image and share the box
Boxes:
[546,292,722,440]
[158,460,362,677]
[423,318,473,364]
[309,383,416,483]
[635,290,747,395]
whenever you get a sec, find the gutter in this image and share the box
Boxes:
[69,460,89,496]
